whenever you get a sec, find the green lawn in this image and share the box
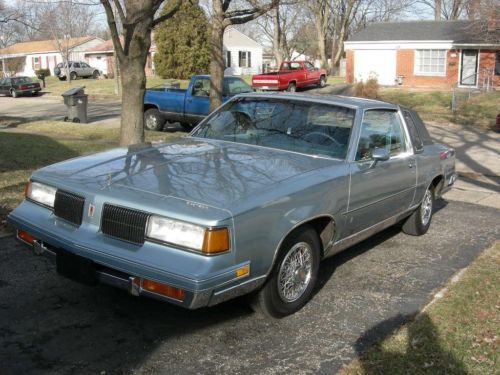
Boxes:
[340,241,500,375]
[0,120,181,228]
[40,76,190,99]
[379,89,499,128]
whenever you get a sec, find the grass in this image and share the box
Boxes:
[0,120,182,228]
[39,76,190,98]
[339,241,500,375]
[379,89,499,128]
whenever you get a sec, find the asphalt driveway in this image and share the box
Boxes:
[0,200,498,374]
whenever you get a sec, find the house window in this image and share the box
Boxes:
[414,49,446,76]
[495,51,500,76]
[239,51,251,68]
[33,56,41,70]
[226,51,231,68]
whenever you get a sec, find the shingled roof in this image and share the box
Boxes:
[348,20,499,45]
[0,37,96,56]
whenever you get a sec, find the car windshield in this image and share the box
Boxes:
[12,77,33,84]
[191,98,355,159]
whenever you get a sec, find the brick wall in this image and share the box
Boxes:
[346,50,354,84]
[395,49,459,88]
[479,49,500,87]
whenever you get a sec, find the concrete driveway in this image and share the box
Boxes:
[0,95,121,124]
[0,200,498,374]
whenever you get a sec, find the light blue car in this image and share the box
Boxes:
[8,93,456,318]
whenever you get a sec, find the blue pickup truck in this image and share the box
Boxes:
[143,75,252,131]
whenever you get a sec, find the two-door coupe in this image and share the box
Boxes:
[0,76,41,97]
[8,93,456,318]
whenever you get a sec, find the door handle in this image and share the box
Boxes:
[408,161,415,168]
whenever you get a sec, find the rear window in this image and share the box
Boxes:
[12,77,33,84]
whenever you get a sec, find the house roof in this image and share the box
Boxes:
[348,20,499,45]
[85,36,157,54]
[0,36,97,56]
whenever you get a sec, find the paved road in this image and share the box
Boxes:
[0,95,121,124]
[0,200,498,374]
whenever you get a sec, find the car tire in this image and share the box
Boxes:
[250,226,320,318]
[72,118,80,123]
[70,72,77,80]
[318,76,326,88]
[402,185,434,236]
[10,89,18,98]
[286,82,296,93]
[144,108,165,131]
[58,76,67,81]
[32,91,39,96]
[92,70,100,79]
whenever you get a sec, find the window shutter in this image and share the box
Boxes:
[248,52,251,68]
[239,51,243,67]
[226,51,231,68]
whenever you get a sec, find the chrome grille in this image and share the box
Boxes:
[101,204,149,244]
[54,190,85,226]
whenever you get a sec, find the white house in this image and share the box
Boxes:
[0,37,104,77]
[223,28,263,75]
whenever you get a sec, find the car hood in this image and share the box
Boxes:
[35,137,336,210]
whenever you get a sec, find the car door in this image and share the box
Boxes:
[0,78,6,95]
[346,109,416,235]
[305,62,319,84]
[0,78,12,95]
[81,62,92,76]
[184,77,211,124]
[72,62,81,76]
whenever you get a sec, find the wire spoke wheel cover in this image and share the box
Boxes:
[277,242,313,302]
[420,188,433,226]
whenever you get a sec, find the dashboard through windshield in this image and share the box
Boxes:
[191,98,355,159]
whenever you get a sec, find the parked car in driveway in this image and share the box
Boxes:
[143,75,252,131]
[54,61,100,81]
[0,76,41,97]
[252,61,327,92]
[8,93,456,318]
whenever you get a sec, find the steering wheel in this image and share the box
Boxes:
[304,131,341,147]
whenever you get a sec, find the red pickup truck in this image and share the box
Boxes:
[252,61,327,92]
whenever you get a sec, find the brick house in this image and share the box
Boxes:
[344,20,499,88]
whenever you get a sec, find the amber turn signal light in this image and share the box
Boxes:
[202,228,230,254]
[24,181,31,197]
[17,229,35,245]
[142,279,185,301]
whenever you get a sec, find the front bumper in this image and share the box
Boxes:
[8,201,265,309]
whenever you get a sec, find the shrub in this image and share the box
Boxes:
[35,68,51,77]
[353,76,379,98]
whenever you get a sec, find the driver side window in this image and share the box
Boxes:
[192,78,210,97]
[356,110,406,161]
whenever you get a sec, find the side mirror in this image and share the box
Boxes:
[370,148,390,168]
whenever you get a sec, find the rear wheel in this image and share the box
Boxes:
[286,82,296,93]
[70,72,77,80]
[58,76,66,81]
[250,226,320,318]
[402,185,434,236]
[144,108,165,131]
[92,70,99,79]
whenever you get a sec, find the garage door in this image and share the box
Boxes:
[354,50,396,86]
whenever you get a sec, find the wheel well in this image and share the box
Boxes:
[144,104,159,112]
[283,216,335,259]
[431,175,444,194]
[288,80,297,86]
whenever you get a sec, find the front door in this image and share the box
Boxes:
[460,50,478,86]
[347,109,416,235]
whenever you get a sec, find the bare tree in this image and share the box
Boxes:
[308,0,330,69]
[417,0,467,20]
[100,0,182,146]
[208,0,278,112]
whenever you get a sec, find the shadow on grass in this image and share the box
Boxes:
[353,313,467,374]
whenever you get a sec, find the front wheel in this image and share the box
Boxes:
[318,76,326,88]
[250,226,320,318]
[144,108,165,131]
[402,185,434,236]
[70,72,77,80]
[11,90,18,98]
[92,70,99,79]
[286,82,296,93]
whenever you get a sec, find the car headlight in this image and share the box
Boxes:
[26,181,57,208]
[146,215,229,254]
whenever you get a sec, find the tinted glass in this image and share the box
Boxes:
[223,78,252,96]
[73,63,80,68]
[12,77,33,84]
[191,77,210,97]
[356,110,406,161]
[192,98,355,159]
[403,111,423,152]
[305,62,315,70]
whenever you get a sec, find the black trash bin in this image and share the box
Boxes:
[61,86,88,123]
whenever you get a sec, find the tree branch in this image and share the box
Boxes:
[100,0,124,59]
[152,0,182,26]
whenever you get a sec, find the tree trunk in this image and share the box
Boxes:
[435,0,442,20]
[273,7,283,68]
[209,19,225,112]
[119,58,147,146]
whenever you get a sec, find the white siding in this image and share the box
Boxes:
[223,28,263,75]
[354,50,397,86]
